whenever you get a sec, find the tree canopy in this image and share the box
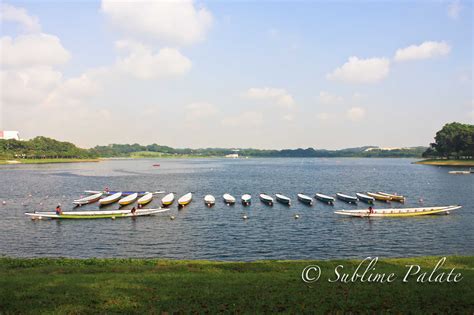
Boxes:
[423,122,474,159]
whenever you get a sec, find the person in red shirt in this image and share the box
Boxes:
[55,204,62,215]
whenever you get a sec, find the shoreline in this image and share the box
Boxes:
[414,159,474,166]
[0,158,100,165]
[0,255,472,313]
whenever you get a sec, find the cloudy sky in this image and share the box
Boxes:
[0,0,472,149]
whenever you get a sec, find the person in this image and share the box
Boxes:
[368,206,374,215]
[131,206,136,215]
[104,186,110,193]
[55,204,62,215]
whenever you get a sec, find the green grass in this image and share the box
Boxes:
[0,256,472,313]
[0,158,100,165]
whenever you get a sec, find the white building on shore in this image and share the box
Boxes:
[0,131,20,140]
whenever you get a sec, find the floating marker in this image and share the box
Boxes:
[2,200,6,205]
[242,215,248,220]
[294,214,300,219]
[170,215,176,220]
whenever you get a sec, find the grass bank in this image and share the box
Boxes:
[0,256,472,313]
[414,159,474,166]
[0,158,100,165]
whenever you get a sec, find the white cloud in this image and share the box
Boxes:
[394,41,451,62]
[184,102,218,122]
[101,0,213,46]
[245,87,295,108]
[448,0,462,19]
[316,112,331,121]
[318,91,343,105]
[0,3,41,33]
[0,34,71,68]
[327,56,390,83]
[346,107,366,121]
[222,111,264,127]
[115,41,191,80]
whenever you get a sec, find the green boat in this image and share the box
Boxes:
[25,208,169,220]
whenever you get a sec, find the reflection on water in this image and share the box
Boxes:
[0,158,472,260]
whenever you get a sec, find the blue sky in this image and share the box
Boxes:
[1,0,472,149]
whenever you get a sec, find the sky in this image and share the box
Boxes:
[0,0,472,149]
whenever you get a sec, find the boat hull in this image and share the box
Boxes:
[315,193,335,204]
[241,194,251,206]
[137,193,153,205]
[334,205,461,217]
[161,193,175,207]
[73,192,103,206]
[98,192,123,206]
[223,194,236,205]
[259,194,274,206]
[275,194,291,205]
[336,193,357,204]
[297,194,313,205]
[119,193,138,206]
[367,192,391,202]
[356,193,374,204]
[377,192,405,202]
[25,208,169,220]
[178,193,193,207]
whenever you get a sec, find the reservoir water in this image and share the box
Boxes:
[0,158,472,260]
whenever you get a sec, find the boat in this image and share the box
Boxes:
[161,193,175,207]
[356,193,375,204]
[259,193,274,206]
[153,164,160,167]
[241,194,252,206]
[377,192,405,202]
[334,205,461,218]
[223,193,236,205]
[98,192,122,206]
[86,190,148,196]
[73,192,103,206]
[315,193,335,205]
[118,193,138,206]
[448,170,471,174]
[25,208,170,220]
[275,193,291,206]
[137,192,153,205]
[297,193,313,205]
[204,195,215,207]
[178,192,192,208]
[336,193,358,204]
[366,192,391,202]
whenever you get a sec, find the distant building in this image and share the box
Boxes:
[225,153,239,158]
[0,131,20,140]
[365,147,406,152]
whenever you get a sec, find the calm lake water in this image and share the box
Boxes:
[0,158,472,260]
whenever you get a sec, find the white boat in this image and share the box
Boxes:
[315,193,335,204]
[25,208,169,220]
[137,192,153,205]
[259,193,274,206]
[204,195,215,207]
[356,193,375,204]
[98,192,122,206]
[73,192,103,206]
[118,193,138,206]
[241,194,252,206]
[223,193,236,205]
[336,193,358,204]
[178,192,193,208]
[297,193,313,205]
[448,170,471,174]
[161,193,175,207]
[275,193,291,206]
[334,205,461,217]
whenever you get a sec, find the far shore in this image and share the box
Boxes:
[414,159,474,167]
[0,158,100,165]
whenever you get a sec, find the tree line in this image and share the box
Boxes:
[422,122,474,159]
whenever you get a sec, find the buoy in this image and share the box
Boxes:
[28,194,32,198]
[170,215,176,220]
[2,200,6,205]
[294,214,300,219]
[242,215,248,220]
[111,216,116,220]
[39,202,43,206]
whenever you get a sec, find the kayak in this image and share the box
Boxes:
[259,193,274,206]
[178,193,193,208]
[367,192,391,202]
[223,193,236,205]
[297,193,313,205]
[275,193,291,206]
[315,193,335,204]
[118,193,138,206]
[356,193,375,204]
[161,193,175,207]
[98,192,122,206]
[204,195,215,207]
[334,205,461,218]
[377,192,405,202]
[25,208,169,220]
[336,193,358,204]
[137,192,153,205]
[73,192,103,206]
[241,194,252,206]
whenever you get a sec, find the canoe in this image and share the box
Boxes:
[137,192,153,205]
[98,192,122,206]
[315,193,335,204]
[73,192,103,206]
[448,171,471,174]
[259,193,274,206]
[367,192,391,202]
[297,193,313,205]
[178,193,192,208]
[241,194,251,206]
[275,193,291,206]
[377,192,405,202]
[356,193,375,204]
[25,208,169,220]
[336,193,358,204]
[334,205,461,218]
[204,195,215,207]
[161,193,175,207]
[86,190,148,196]
[119,193,138,206]
[223,193,236,205]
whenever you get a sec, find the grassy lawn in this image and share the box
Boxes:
[0,256,472,313]
[414,159,474,166]
[0,158,100,165]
